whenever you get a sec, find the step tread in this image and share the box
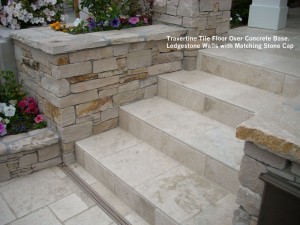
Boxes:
[75,128,237,225]
[120,97,244,171]
[159,70,287,114]
[199,48,300,78]
[68,163,150,225]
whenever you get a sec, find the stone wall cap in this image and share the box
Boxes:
[236,95,300,163]
[10,24,187,55]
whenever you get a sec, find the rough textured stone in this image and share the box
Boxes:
[113,89,145,105]
[239,155,267,195]
[71,76,119,93]
[166,5,177,16]
[93,58,118,73]
[38,143,61,162]
[153,14,183,26]
[92,118,118,134]
[61,142,75,154]
[147,61,181,76]
[153,51,183,64]
[60,90,99,108]
[19,153,38,168]
[76,97,113,118]
[51,61,92,79]
[199,0,213,11]
[219,0,232,10]
[41,74,70,97]
[177,0,199,17]
[183,17,207,28]
[236,186,262,217]
[60,122,93,143]
[244,142,286,169]
[118,81,140,93]
[67,74,98,84]
[101,108,119,122]
[232,207,250,225]
[28,128,49,136]
[0,163,11,181]
[9,131,59,153]
[113,44,129,56]
[62,152,76,165]
[1,133,28,144]
[32,157,62,171]
[127,50,152,70]
[291,162,300,177]
[44,103,76,127]
[69,47,113,63]
[0,143,8,155]
[153,0,167,13]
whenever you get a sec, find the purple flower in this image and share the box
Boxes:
[0,122,7,136]
[128,17,140,25]
[110,18,120,28]
[88,18,96,31]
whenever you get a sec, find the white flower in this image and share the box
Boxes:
[50,10,55,16]
[103,20,109,26]
[60,14,65,21]
[3,105,16,117]
[73,18,82,27]
[28,13,33,19]
[4,118,10,124]
[230,17,232,21]
[0,103,7,112]
[31,3,37,11]
[15,3,21,10]
[39,17,44,23]
[238,17,242,21]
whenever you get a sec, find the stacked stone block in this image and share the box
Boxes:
[153,0,232,70]
[0,128,61,181]
[14,38,183,164]
[234,141,300,225]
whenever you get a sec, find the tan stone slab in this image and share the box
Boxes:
[236,96,300,163]
[0,195,16,225]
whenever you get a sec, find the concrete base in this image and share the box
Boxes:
[248,3,288,30]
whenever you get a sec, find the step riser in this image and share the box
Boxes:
[119,109,239,194]
[75,145,178,225]
[158,78,254,128]
[197,52,300,98]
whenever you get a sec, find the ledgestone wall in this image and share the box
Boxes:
[153,0,232,70]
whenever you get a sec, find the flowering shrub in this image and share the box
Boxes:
[230,0,251,28]
[51,0,155,34]
[0,0,65,29]
[0,70,47,136]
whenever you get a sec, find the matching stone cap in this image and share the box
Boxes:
[10,24,187,55]
[236,96,300,164]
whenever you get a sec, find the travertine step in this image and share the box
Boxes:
[120,97,244,193]
[197,48,300,98]
[67,163,150,225]
[158,70,287,127]
[75,128,237,225]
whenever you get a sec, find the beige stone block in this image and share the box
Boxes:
[118,81,140,93]
[44,102,76,127]
[69,47,113,63]
[239,155,267,195]
[71,76,119,93]
[101,108,119,122]
[61,142,75,154]
[93,58,118,73]
[67,73,98,84]
[127,50,152,70]
[0,163,11,181]
[128,42,153,53]
[32,157,62,171]
[207,16,217,29]
[158,78,168,98]
[166,4,177,16]
[139,76,157,88]
[237,64,284,95]
[183,17,207,28]
[216,21,230,34]
[0,143,8,156]
[32,48,69,66]
[60,90,99,108]
[60,122,93,143]
[223,11,231,22]
[19,153,38,168]
[153,0,167,13]
[177,0,199,17]
[51,61,92,79]
[38,143,61,162]
[219,0,232,10]
[116,57,127,71]
[93,118,118,134]
[153,13,183,26]
[153,51,183,64]
[168,0,179,6]
[41,74,70,97]
[182,57,197,71]
[1,133,28,144]
[147,61,181,76]
[199,0,213,11]
[62,152,76,165]
[236,185,262,217]
[113,44,129,56]
[98,86,118,98]
[113,89,145,106]
[76,97,113,118]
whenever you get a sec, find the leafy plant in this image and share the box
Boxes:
[0,70,25,103]
[230,0,251,28]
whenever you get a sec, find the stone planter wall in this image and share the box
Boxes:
[233,96,300,225]
[153,0,232,70]
[10,24,186,164]
[0,128,61,182]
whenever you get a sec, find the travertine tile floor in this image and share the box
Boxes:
[0,167,143,225]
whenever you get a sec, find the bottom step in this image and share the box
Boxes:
[75,128,237,225]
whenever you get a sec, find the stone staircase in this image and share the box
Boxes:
[73,47,291,225]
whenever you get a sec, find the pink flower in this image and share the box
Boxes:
[18,99,27,109]
[34,115,44,123]
[143,17,148,24]
[0,122,7,136]
[128,17,140,25]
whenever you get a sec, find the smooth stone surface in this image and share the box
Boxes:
[135,166,229,224]
[0,195,16,225]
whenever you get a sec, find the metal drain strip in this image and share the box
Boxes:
[60,165,132,225]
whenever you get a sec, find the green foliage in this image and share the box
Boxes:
[0,70,26,103]
[230,0,251,27]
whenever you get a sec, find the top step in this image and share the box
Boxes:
[197,48,300,98]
